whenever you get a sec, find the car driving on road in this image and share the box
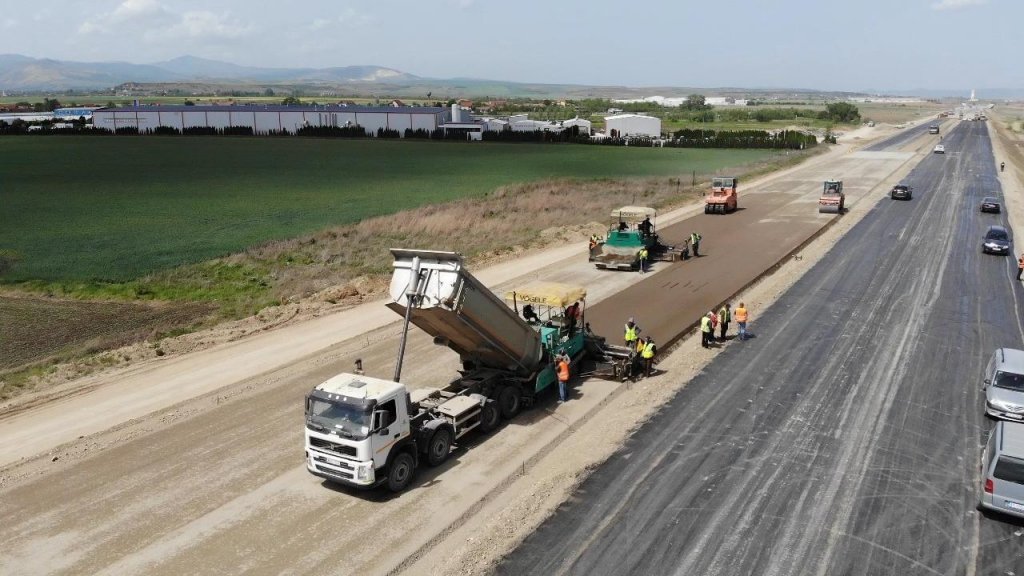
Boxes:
[984,348,1024,421]
[982,225,1011,255]
[981,197,1002,213]
[933,144,946,154]
[890,185,913,200]
[979,420,1024,519]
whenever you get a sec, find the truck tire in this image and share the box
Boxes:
[497,386,521,419]
[478,401,500,432]
[426,428,452,467]
[386,451,416,492]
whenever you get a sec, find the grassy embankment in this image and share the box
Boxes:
[0,136,819,395]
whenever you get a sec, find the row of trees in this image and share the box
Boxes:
[671,129,818,149]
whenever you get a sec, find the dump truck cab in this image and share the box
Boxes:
[819,179,845,213]
[705,177,738,214]
[305,373,417,490]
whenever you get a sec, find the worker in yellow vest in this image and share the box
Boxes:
[624,317,640,347]
[700,313,713,348]
[641,337,656,377]
[637,247,649,274]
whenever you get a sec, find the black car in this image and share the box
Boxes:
[981,197,1002,213]
[891,185,913,200]
[983,225,1011,255]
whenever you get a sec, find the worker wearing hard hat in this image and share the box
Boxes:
[624,318,640,347]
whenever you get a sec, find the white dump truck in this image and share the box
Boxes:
[304,249,629,492]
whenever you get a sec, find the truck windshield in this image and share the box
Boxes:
[994,371,1024,392]
[307,398,372,439]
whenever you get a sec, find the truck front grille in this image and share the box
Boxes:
[309,436,357,457]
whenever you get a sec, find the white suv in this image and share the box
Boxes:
[979,421,1024,519]
[984,348,1024,420]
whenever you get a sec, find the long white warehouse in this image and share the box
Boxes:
[605,114,661,138]
[92,105,452,135]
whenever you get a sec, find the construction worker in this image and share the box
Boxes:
[1018,253,1024,281]
[690,231,702,257]
[641,337,656,377]
[589,234,601,251]
[637,247,649,274]
[718,303,731,341]
[734,302,749,341]
[565,301,581,336]
[556,350,571,402]
[700,313,713,348]
[625,317,641,347]
[638,216,653,238]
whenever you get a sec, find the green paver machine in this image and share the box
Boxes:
[590,206,687,270]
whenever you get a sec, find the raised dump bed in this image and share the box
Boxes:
[386,249,543,375]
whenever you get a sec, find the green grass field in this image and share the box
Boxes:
[0,136,781,284]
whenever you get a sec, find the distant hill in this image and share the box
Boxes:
[8,53,1018,100]
[0,54,418,90]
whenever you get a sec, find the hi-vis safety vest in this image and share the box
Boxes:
[625,324,638,342]
[691,232,701,244]
[638,248,648,260]
[734,307,748,322]
[642,342,656,359]
[557,360,570,382]
[719,307,730,323]
[701,316,712,333]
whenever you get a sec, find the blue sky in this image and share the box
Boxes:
[0,0,1019,92]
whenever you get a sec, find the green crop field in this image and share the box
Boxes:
[0,136,782,284]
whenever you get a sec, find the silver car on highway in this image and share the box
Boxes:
[984,348,1024,421]
[979,420,1024,519]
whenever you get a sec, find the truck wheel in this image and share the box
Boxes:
[386,452,416,492]
[497,386,521,419]
[426,428,452,467]
[479,402,500,432]
[704,205,710,214]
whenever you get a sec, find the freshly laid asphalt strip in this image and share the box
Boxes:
[500,122,1024,574]
[584,140,912,350]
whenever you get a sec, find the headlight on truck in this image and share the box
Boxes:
[356,463,374,482]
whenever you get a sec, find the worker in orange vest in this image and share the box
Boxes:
[556,351,571,402]
[734,302,749,341]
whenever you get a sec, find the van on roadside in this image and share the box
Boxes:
[979,420,1024,519]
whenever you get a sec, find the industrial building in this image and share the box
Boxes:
[92,104,452,135]
[605,114,662,138]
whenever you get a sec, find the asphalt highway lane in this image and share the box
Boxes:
[500,122,1024,574]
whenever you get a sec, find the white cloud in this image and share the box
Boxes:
[79,0,251,41]
[308,9,372,31]
[163,11,251,39]
[2,18,17,29]
[931,0,987,10]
